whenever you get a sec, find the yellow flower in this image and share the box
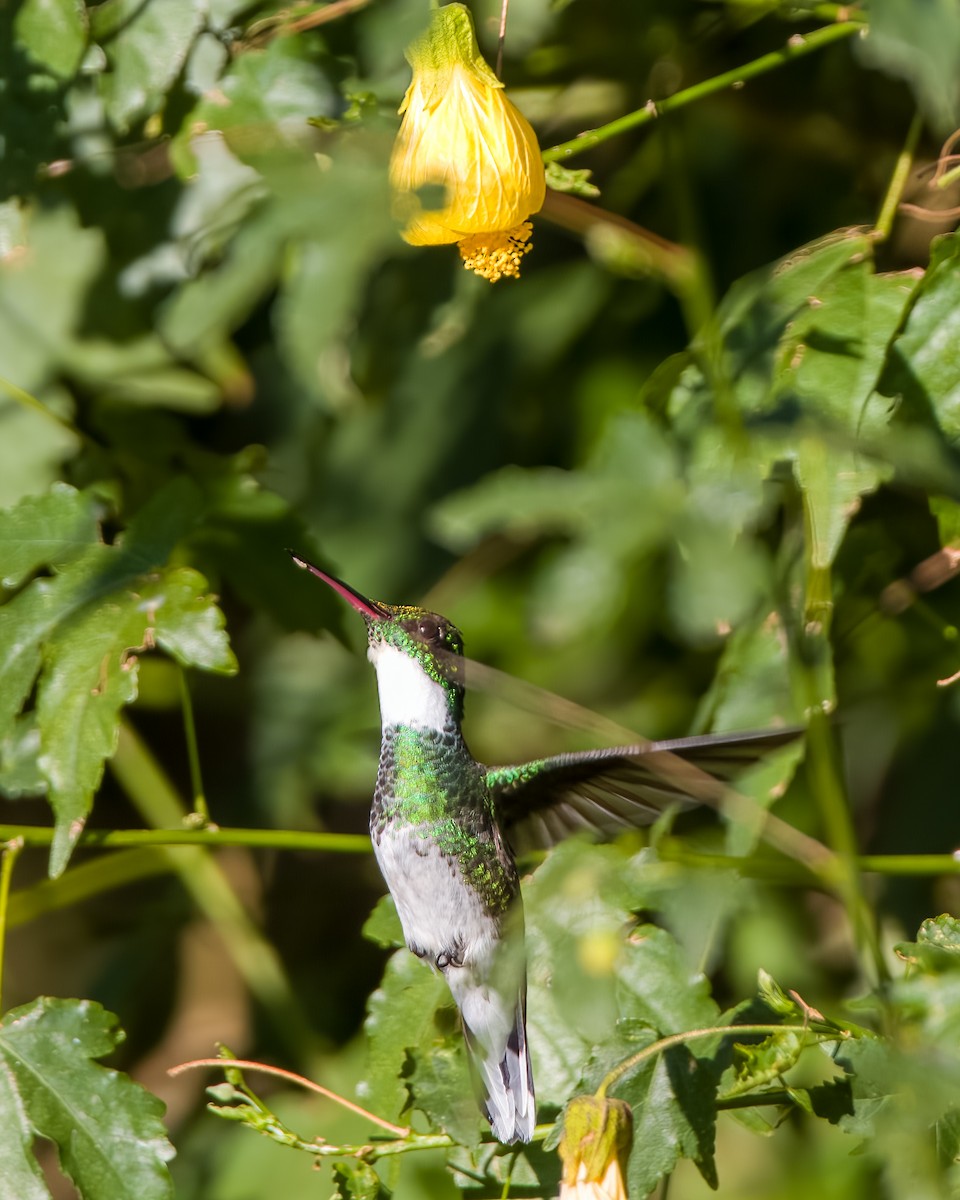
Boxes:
[389,3,546,282]
[557,1095,632,1200]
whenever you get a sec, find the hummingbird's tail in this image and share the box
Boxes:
[454,974,536,1144]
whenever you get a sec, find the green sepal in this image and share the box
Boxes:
[403,2,501,107]
[558,1094,633,1185]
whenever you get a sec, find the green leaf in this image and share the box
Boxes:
[622,1047,720,1196]
[895,914,960,974]
[695,608,800,732]
[37,593,146,871]
[331,1160,387,1200]
[714,229,874,410]
[187,458,341,633]
[929,496,960,546]
[545,161,601,198]
[13,0,87,79]
[361,948,450,1123]
[434,412,691,641]
[149,566,236,673]
[0,207,104,396]
[0,716,46,799]
[724,1028,807,1097]
[918,914,960,955]
[524,842,720,1099]
[0,998,175,1200]
[782,266,915,568]
[858,0,960,131]
[0,483,100,590]
[90,0,205,132]
[404,1044,482,1146]
[170,37,339,174]
[0,478,236,874]
[887,234,960,443]
[0,392,79,511]
[936,1108,960,1171]
[0,1052,50,1200]
[361,894,404,949]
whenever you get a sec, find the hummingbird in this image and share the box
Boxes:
[291,552,796,1144]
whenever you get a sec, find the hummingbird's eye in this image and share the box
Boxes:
[418,617,442,643]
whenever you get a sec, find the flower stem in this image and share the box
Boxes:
[0,839,23,1013]
[178,667,210,823]
[170,1057,411,1136]
[542,22,863,163]
[874,111,924,242]
[0,374,82,441]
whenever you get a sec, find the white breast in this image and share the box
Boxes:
[374,825,499,969]
[368,641,451,732]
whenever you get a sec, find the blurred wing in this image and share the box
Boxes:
[485,727,801,854]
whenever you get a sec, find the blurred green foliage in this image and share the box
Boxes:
[2,0,960,1196]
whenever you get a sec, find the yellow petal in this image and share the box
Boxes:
[389,3,545,264]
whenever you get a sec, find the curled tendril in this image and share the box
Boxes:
[899,128,960,223]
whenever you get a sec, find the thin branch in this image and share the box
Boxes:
[244,0,372,43]
[5,820,959,877]
[283,0,372,34]
[496,0,509,79]
[538,190,697,292]
[0,374,83,442]
[169,1057,411,1137]
[0,823,371,854]
[542,22,863,164]
[898,127,960,222]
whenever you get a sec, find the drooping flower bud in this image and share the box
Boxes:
[557,1095,632,1200]
[389,3,546,282]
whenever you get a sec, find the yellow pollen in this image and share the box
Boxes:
[457,222,534,282]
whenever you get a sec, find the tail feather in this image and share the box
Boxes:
[458,983,535,1144]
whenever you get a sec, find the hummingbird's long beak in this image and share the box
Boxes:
[288,551,391,620]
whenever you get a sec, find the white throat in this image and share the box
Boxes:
[368,641,452,733]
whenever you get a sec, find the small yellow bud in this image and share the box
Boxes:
[389,3,546,282]
[558,1095,632,1200]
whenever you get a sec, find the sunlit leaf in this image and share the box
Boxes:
[0,208,104,395]
[90,0,205,132]
[0,479,236,874]
[13,0,87,79]
[0,483,99,589]
[0,998,175,1200]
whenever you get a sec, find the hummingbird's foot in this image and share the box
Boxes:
[436,941,465,971]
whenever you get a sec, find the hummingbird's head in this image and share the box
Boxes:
[290,552,466,729]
